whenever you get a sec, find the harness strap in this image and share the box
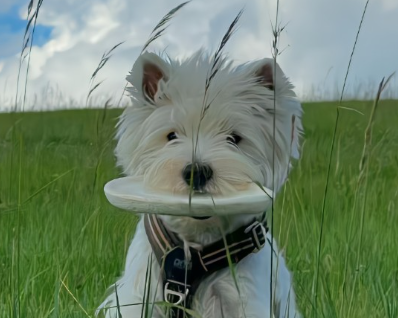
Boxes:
[200,221,267,272]
[144,214,180,263]
[144,214,268,317]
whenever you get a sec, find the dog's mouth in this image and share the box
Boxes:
[191,216,212,220]
[190,188,208,195]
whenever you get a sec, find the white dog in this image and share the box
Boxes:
[98,50,302,318]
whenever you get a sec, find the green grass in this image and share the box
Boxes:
[1,101,398,317]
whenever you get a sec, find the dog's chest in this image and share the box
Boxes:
[191,255,272,318]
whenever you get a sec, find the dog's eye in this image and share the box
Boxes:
[227,133,242,145]
[167,132,178,141]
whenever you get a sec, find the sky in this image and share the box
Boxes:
[0,0,397,111]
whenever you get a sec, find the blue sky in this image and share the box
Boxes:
[0,0,397,111]
[0,1,52,58]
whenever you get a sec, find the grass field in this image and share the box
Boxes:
[1,100,398,318]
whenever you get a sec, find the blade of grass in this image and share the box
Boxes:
[144,254,152,318]
[21,168,74,205]
[271,0,282,316]
[192,9,243,198]
[115,284,122,318]
[117,2,190,107]
[22,0,44,111]
[86,42,124,106]
[51,277,60,318]
[313,2,370,317]
[346,74,394,317]
[14,1,35,111]
[14,134,23,318]
[141,255,151,318]
[219,226,248,318]
[60,279,92,318]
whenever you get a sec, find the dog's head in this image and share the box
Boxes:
[116,51,302,198]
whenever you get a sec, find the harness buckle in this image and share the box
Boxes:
[164,282,189,306]
[245,221,266,252]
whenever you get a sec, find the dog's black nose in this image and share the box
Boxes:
[182,163,213,191]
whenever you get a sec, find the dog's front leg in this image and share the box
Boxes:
[97,218,167,318]
[192,277,244,318]
[269,234,301,318]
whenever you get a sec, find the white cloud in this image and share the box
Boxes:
[0,0,25,13]
[381,0,398,10]
[0,0,397,111]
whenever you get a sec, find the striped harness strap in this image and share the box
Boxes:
[144,214,268,317]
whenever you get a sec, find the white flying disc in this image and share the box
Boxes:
[104,177,273,217]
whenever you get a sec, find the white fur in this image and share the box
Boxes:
[97,51,302,318]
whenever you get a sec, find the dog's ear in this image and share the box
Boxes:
[252,58,290,92]
[251,59,303,159]
[255,60,275,90]
[126,52,169,103]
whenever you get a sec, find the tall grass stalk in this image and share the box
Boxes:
[11,2,45,312]
[92,99,114,196]
[346,74,394,317]
[271,0,282,316]
[86,42,124,107]
[22,0,44,112]
[314,1,370,316]
[14,135,23,318]
[14,0,34,112]
[13,5,44,313]
[141,255,150,318]
[190,8,243,208]
[116,1,190,107]
[114,284,122,318]
[86,43,124,201]
[60,279,92,317]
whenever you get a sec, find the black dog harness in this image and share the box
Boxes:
[144,214,268,317]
